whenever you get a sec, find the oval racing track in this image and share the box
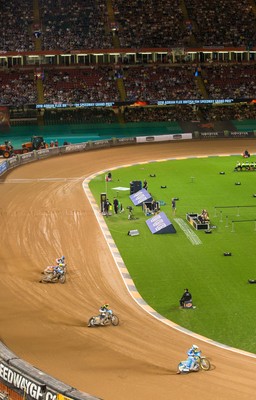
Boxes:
[1,139,256,400]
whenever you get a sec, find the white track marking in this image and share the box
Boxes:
[174,218,202,245]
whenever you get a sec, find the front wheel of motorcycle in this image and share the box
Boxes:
[111,315,119,326]
[200,358,211,371]
[88,318,95,327]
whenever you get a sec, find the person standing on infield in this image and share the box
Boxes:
[171,198,176,215]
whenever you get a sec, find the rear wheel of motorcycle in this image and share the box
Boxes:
[177,363,188,374]
[200,358,211,371]
[40,276,50,283]
[111,315,119,326]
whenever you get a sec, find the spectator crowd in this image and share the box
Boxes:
[184,0,256,47]
[43,66,120,103]
[39,0,112,51]
[1,0,256,51]
[0,0,256,126]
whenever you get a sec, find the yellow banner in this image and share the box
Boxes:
[57,394,72,400]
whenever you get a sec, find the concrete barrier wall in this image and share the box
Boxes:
[0,343,101,400]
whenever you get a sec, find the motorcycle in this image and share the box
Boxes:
[177,355,211,374]
[88,312,119,327]
[40,269,66,284]
[42,263,67,275]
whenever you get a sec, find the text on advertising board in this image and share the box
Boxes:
[0,362,56,400]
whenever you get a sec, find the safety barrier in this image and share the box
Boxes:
[0,134,192,177]
[0,343,100,400]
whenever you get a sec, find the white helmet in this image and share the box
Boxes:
[192,344,199,350]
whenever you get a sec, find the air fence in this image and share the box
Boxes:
[214,205,256,231]
[0,133,192,400]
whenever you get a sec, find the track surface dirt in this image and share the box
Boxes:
[1,139,256,400]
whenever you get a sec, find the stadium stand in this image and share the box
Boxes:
[202,63,256,99]
[0,70,37,106]
[43,67,121,103]
[184,0,256,47]
[0,0,256,127]
[0,0,34,51]
[39,0,112,50]
[122,65,202,101]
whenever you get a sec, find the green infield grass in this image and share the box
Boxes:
[89,155,256,353]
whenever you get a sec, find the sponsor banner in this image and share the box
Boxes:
[199,131,254,138]
[36,102,115,109]
[36,98,256,109]
[0,361,56,400]
[0,161,8,175]
[8,98,256,109]
[37,148,51,158]
[146,212,176,234]
[20,152,35,162]
[65,144,85,152]
[130,189,152,206]
[92,140,110,147]
[8,157,20,168]
[116,137,136,144]
[157,98,234,106]
[199,132,224,138]
[136,133,192,143]
[45,148,60,156]
[229,131,252,137]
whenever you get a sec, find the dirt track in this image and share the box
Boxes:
[1,139,256,400]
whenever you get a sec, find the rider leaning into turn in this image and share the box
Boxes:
[52,256,66,277]
[185,344,201,371]
[52,265,64,278]
[99,303,112,325]
[55,256,66,272]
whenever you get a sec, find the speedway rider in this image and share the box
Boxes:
[185,344,201,371]
[99,303,112,325]
[52,256,66,278]
[52,265,64,278]
[56,256,65,265]
[55,256,66,272]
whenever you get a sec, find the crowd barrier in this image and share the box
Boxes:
[0,131,255,179]
[0,343,100,400]
[0,134,192,177]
